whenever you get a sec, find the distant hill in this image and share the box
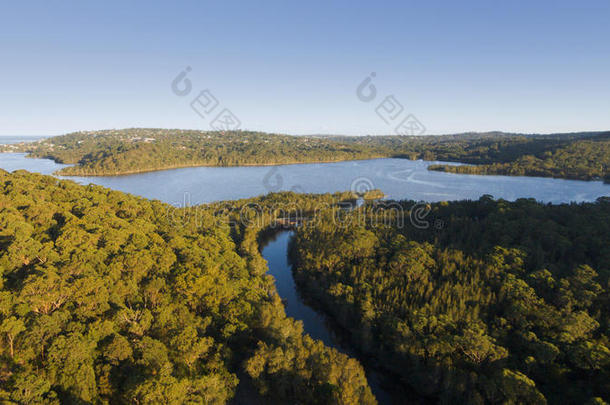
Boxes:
[1,128,608,180]
[0,129,385,176]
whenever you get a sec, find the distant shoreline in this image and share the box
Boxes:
[3,128,607,181]
[50,156,389,177]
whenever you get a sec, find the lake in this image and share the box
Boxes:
[0,153,607,205]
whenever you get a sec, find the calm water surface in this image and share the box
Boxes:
[260,231,393,404]
[261,231,334,345]
[0,153,607,204]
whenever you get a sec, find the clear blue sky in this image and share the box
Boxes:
[1,0,609,136]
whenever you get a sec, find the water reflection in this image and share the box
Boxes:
[260,230,397,405]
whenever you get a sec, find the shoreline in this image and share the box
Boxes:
[2,151,607,184]
[51,155,390,177]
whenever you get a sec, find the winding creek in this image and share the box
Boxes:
[260,230,415,405]
[260,231,334,345]
[1,150,609,404]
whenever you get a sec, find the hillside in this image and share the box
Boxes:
[1,129,384,176]
[427,134,610,181]
[1,129,608,181]
[292,196,610,404]
[0,170,375,404]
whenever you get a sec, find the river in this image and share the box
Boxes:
[260,230,398,404]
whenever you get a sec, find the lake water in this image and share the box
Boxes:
[0,153,607,205]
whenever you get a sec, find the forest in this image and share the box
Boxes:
[1,168,609,403]
[0,170,376,404]
[1,129,384,176]
[1,129,608,181]
[291,196,610,404]
[427,135,610,180]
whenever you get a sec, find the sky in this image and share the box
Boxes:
[1,0,609,136]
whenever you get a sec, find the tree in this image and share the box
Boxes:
[1,316,24,358]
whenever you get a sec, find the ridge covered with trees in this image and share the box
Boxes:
[291,196,610,404]
[1,129,608,181]
[427,134,610,181]
[337,131,610,181]
[0,170,375,404]
[1,129,384,176]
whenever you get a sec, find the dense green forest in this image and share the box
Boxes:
[1,168,609,403]
[0,170,376,404]
[427,135,610,180]
[1,129,608,181]
[291,197,610,404]
[337,131,610,181]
